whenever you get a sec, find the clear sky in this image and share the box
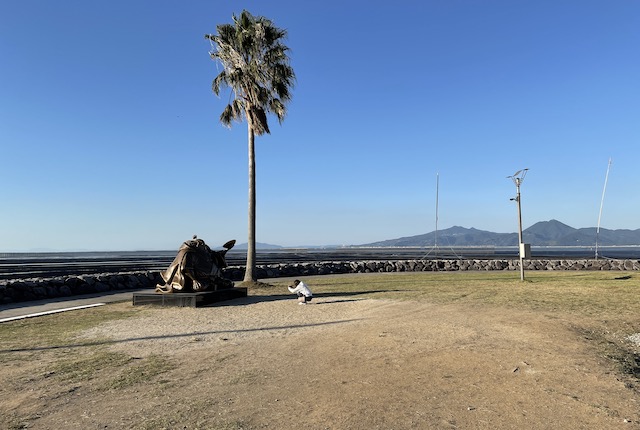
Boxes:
[1,1,638,251]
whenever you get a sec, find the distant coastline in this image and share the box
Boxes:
[3,219,640,254]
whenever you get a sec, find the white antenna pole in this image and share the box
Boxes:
[435,173,439,259]
[595,158,612,260]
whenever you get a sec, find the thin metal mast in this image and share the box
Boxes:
[435,173,439,259]
[595,158,612,260]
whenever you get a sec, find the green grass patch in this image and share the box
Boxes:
[51,350,133,382]
[255,271,640,319]
[105,354,173,390]
[0,303,146,356]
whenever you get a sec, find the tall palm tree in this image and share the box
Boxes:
[205,10,295,283]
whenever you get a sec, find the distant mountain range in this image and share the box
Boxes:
[234,242,283,250]
[362,220,640,247]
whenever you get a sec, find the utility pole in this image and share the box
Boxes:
[508,169,529,281]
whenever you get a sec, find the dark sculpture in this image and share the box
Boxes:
[155,236,236,293]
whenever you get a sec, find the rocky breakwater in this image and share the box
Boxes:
[2,258,640,305]
[223,258,640,279]
[0,271,163,305]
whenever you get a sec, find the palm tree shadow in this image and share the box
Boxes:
[0,291,402,354]
[1,318,363,354]
[208,289,403,307]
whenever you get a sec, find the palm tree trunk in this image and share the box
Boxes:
[243,124,257,282]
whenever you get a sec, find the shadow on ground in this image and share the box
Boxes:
[210,289,404,307]
[0,318,364,354]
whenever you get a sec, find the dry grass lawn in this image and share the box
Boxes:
[0,271,639,429]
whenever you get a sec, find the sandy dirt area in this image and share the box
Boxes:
[1,294,639,429]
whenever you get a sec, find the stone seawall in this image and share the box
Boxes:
[2,258,639,305]
[232,257,640,280]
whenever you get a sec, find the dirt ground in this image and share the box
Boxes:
[1,294,639,429]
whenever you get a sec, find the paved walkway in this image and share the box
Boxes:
[0,289,150,322]
[0,276,302,323]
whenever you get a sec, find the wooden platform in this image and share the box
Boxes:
[132,287,248,307]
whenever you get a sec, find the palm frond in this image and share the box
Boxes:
[249,105,270,135]
[269,99,287,123]
[212,71,228,96]
[220,98,245,126]
[219,104,235,127]
[207,10,295,133]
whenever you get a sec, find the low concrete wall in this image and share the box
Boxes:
[2,258,639,304]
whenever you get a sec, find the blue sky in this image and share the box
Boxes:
[1,1,638,251]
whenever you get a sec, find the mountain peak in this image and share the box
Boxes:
[361,220,640,247]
